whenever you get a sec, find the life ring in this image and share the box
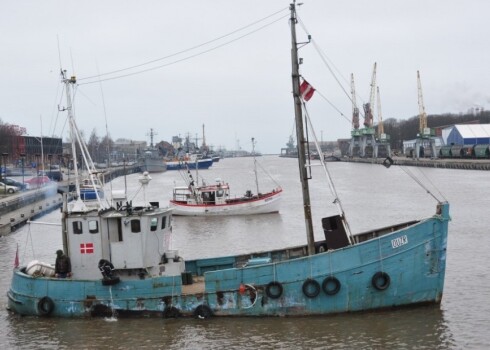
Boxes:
[37,296,55,316]
[265,281,283,299]
[322,276,341,296]
[372,271,390,290]
[194,304,213,319]
[302,278,320,298]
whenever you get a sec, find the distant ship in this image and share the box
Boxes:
[279,135,298,158]
[138,129,167,173]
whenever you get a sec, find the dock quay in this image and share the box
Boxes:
[341,156,490,171]
[0,165,140,236]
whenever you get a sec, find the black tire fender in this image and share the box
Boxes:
[194,304,213,319]
[302,278,321,298]
[372,271,390,291]
[322,276,341,296]
[265,281,283,299]
[37,296,55,316]
[163,306,181,319]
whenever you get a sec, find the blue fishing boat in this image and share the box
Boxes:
[7,4,450,318]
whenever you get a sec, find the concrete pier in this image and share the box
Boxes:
[0,165,141,236]
[0,184,62,236]
[341,156,490,171]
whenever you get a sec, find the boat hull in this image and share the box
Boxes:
[170,190,282,216]
[139,159,167,173]
[166,158,213,170]
[7,203,449,318]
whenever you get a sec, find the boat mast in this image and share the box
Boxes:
[251,137,260,195]
[290,2,315,256]
[62,71,81,200]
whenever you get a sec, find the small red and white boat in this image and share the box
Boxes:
[169,178,282,216]
[170,138,282,216]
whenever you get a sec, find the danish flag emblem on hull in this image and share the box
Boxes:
[80,243,94,254]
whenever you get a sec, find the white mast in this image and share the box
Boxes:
[251,137,259,195]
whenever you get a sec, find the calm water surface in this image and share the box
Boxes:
[1,156,488,349]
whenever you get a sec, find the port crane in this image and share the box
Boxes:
[377,86,384,136]
[359,62,377,157]
[348,73,362,157]
[414,71,436,159]
[373,86,391,158]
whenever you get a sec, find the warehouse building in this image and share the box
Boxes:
[442,124,490,145]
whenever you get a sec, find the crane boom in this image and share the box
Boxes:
[363,62,377,128]
[351,73,360,130]
[417,70,428,134]
[376,86,384,136]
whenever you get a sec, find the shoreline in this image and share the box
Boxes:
[340,156,490,170]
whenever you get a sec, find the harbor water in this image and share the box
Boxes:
[1,156,488,349]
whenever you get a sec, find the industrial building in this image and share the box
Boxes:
[442,124,490,145]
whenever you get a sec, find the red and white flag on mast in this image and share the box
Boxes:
[14,243,19,268]
[299,79,315,101]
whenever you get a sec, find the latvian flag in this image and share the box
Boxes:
[80,243,94,254]
[299,79,315,101]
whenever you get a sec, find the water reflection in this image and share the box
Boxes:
[4,305,455,349]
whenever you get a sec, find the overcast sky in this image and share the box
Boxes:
[1,1,488,154]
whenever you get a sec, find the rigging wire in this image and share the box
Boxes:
[297,16,366,120]
[398,166,442,203]
[302,102,353,242]
[414,166,448,202]
[78,8,289,85]
[96,61,115,207]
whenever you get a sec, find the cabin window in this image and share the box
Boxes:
[217,189,224,197]
[88,220,99,234]
[131,219,141,233]
[150,218,158,231]
[161,216,167,229]
[72,221,83,234]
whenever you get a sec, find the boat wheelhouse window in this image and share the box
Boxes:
[161,216,167,229]
[131,219,141,233]
[150,218,158,231]
[88,220,99,234]
[217,189,224,197]
[72,221,83,234]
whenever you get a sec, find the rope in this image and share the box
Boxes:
[399,166,441,203]
[255,160,281,188]
[21,222,36,264]
[414,166,448,203]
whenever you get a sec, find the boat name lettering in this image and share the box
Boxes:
[391,235,408,249]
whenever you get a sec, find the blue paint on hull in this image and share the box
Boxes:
[166,159,213,171]
[7,204,449,318]
[80,189,104,200]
